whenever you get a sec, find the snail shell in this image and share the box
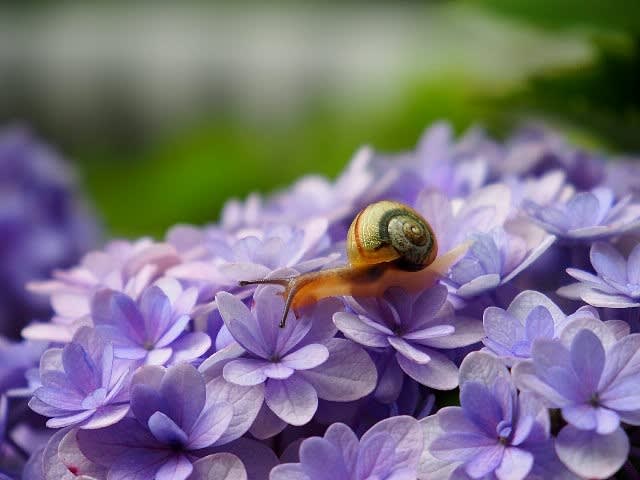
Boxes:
[346,200,438,271]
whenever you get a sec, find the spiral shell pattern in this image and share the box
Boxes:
[347,200,437,271]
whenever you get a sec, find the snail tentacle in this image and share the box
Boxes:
[239,273,326,327]
[238,277,297,327]
[238,278,292,288]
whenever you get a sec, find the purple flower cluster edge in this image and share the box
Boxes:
[2,121,640,479]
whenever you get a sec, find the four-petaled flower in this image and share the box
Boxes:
[559,241,640,308]
[91,278,209,366]
[448,227,554,299]
[270,416,424,480]
[168,220,336,293]
[425,352,558,480]
[24,238,180,342]
[524,187,640,241]
[514,323,640,479]
[77,363,240,480]
[482,290,601,365]
[334,285,483,401]
[29,327,130,429]
[212,286,377,430]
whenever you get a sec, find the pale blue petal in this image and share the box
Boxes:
[555,425,628,479]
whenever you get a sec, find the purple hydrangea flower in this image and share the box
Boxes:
[496,124,605,190]
[168,221,339,329]
[91,278,209,366]
[0,126,99,338]
[77,363,238,480]
[270,415,423,480]
[523,187,640,241]
[208,287,376,432]
[168,220,335,286]
[29,327,130,430]
[27,432,254,480]
[422,411,575,480]
[25,239,180,343]
[218,223,337,287]
[482,290,602,365]
[558,241,640,308]
[506,169,570,210]
[334,285,483,400]
[220,146,419,240]
[513,319,637,434]
[448,227,555,299]
[404,121,491,197]
[513,324,640,478]
[414,184,513,254]
[425,352,555,480]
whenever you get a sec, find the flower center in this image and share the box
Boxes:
[496,420,512,444]
[168,440,184,452]
[81,387,108,410]
[393,326,405,337]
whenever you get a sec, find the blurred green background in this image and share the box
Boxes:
[0,1,638,238]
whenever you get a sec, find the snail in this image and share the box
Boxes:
[240,200,470,328]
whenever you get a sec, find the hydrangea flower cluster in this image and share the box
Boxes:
[0,126,98,479]
[4,121,640,479]
[0,125,99,337]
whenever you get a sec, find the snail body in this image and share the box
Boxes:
[240,200,469,327]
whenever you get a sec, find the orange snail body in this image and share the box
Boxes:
[240,200,470,327]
